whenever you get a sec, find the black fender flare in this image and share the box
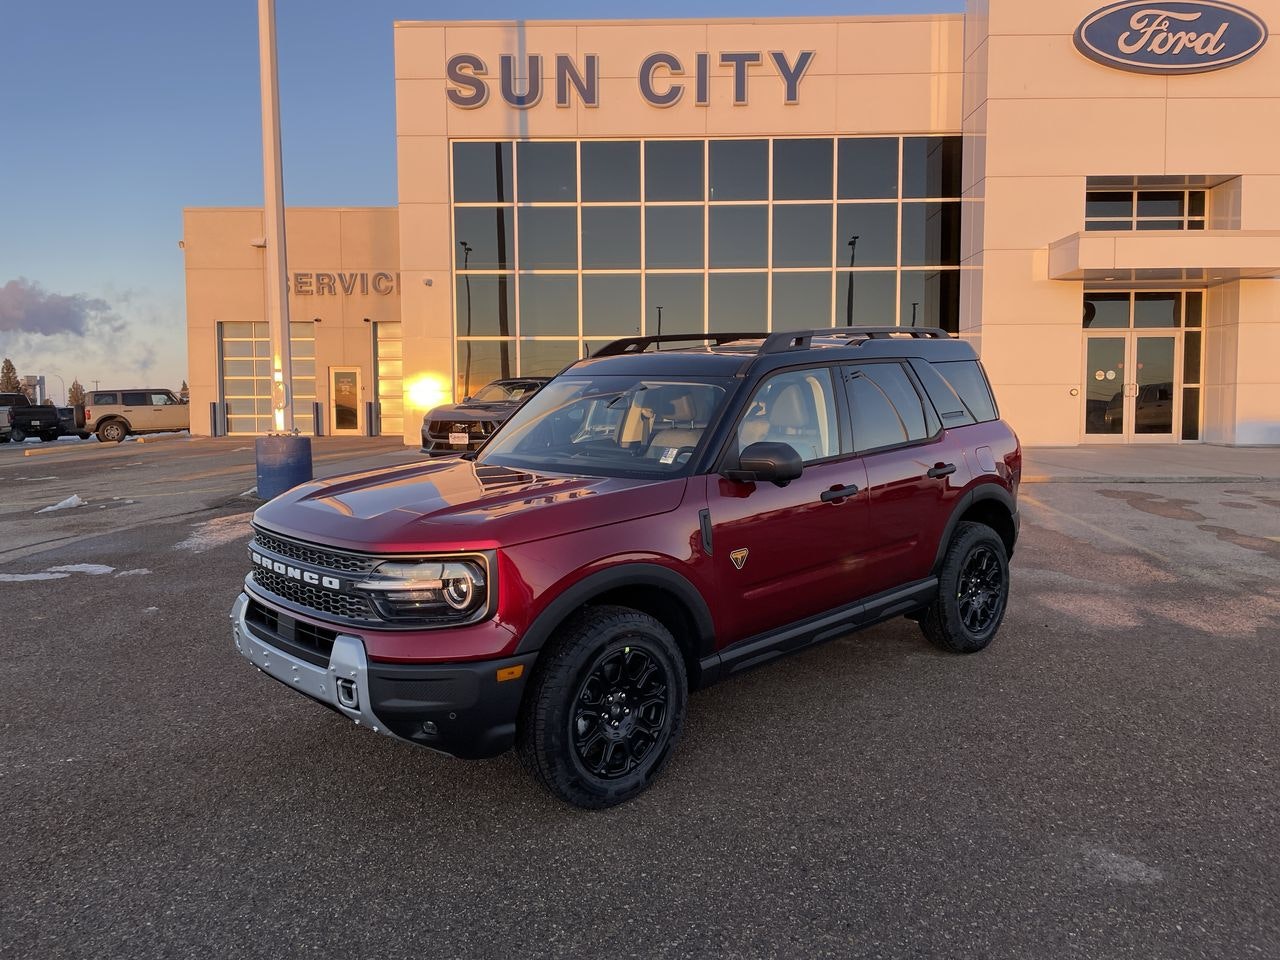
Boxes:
[932,483,1018,572]
[514,562,717,658]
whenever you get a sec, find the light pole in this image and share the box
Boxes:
[911,301,919,327]
[655,305,663,339]
[844,235,859,326]
[460,240,473,396]
[48,373,66,405]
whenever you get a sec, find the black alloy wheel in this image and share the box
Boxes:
[10,427,26,443]
[919,521,1010,654]
[571,644,671,780]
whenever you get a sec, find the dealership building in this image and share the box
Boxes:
[183,0,1280,446]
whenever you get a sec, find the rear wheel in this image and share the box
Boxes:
[97,420,126,443]
[517,605,687,809]
[9,427,26,443]
[920,521,1010,654]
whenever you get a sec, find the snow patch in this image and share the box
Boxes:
[115,568,151,577]
[143,606,159,613]
[36,494,87,513]
[239,486,258,498]
[47,564,115,576]
[0,572,71,583]
[174,513,253,553]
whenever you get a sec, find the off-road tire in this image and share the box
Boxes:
[516,605,687,809]
[920,521,1010,654]
[97,420,126,443]
[9,427,26,443]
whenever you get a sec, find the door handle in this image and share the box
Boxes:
[820,483,859,503]
[927,462,957,479]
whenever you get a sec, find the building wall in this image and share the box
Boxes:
[183,207,400,436]
[964,0,1280,444]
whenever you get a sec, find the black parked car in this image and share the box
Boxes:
[57,406,90,440]
[420,378,549,456]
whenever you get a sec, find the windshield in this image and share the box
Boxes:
[478,374,733,478]
[472,382,535,402]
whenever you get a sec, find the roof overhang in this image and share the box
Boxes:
[1048,230,1280,288]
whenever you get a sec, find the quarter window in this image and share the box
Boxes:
[847,363,930,450]
[737,368,839,464]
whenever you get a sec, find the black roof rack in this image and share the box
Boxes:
[761,327,952,353]
[591,332,766,357]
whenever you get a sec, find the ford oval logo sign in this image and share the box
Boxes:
[1075,1,1268,74]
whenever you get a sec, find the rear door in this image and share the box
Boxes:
[704,364,869,642]
[147,391,186,431]
[841,361,970,598]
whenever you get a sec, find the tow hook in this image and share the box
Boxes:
[335,677,359,709]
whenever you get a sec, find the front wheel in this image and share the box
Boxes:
[920,521,1010,654]
[9,427,26,443]
[517,605,687,809]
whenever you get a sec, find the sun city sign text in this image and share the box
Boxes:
[445,51,817,109]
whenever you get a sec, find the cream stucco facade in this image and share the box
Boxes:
[185,0,1280,446]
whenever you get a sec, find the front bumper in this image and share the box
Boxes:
[230,593,535,759]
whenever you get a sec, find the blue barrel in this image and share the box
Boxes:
[255,435,314,500]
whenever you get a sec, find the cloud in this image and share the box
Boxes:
[0,278,119,337]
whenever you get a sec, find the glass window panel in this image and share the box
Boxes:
[1188,219,1206,230]
[520,340,582,378]
[519,275,579,336]
[1084,292,1129,328]
[645,275,704,333]
[838,138,899,200]
[377,339,402,359]
[835,203,898,268]
[646,207,704,268]
[253,340,272,358]
[1137,191,1184,217]
[377,359,402,379]
[900,270,960,333]
[1134,292,1181,328]
[1086,192,1134,219]
[837,270,897,327]
[516,141,576,202]
[221,340,254,358]
[583,275,641,336]
[453,142,512,203]
[582,207,641,269]
[709,206,767,268]
[847,375,908,451]
[772,204,833,267]
[290,359,315,378]
[935,360,998,423]
[901,201,961,266]
[252,323,268,338]
[223,360,255,377]
[292,377,316,396]
[644,141,703,201]
[771,272,833,330]
[1136,219,1183,231]
[1188,191,1206,217]
[709,139,768,201]
[255,360,270,377]
[377,321,402,338]
[1085,220,1128,232]
[517,207,577,269]
[902,136,962,198]
[1181,387,1201,440]
[223,379,257,397]
[226,398,259,415]
[454,207,514,269]
[221,322,254,338]
[289,321,314,340]
[456,340,514,398]
[581,141,640,201]
[1185,291,1203,327]
[739,368,839,463]
[1184,330,1202,385]
[709,273,767,332]
[856,362,928,441]
[773,138,833,200]
[455,275,515,337]
[289,339,315,359]
[584,340,617,357]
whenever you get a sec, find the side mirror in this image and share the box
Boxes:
[724,441,803,486]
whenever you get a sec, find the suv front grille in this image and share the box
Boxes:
[244,600,337,667]
[250,566,376,622]
[251,529,377,574]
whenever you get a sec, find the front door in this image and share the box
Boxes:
[329,367,362,436]
[1082,333,1179,442]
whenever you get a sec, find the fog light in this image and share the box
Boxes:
[421,720,438,736]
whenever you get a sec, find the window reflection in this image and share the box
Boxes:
[710,140,768,200]
[581,141,640,201]
[773,205,832,267]
[454,208,513,270]
[518,208,577,269]
[710,206,767,268]
[838,138,898,199]
[455,275,514,337]
[773,138,833,200]
[453,142,512,203]
[519,340,581,378]
[457,340,513,397]
[709,273,767,332]
[1134,292,1181,328]
[900,201,961,266]
[772,272,833,330]
[646,207,704,268]
[645,141,703,201]
[837,270,896,327]
[900,271,960,332]
[517,141,576,202]
[1083,293,1129,329]
[835,204,897,268]
[902,137,961,198]
[582,207,641,269]
[583,275,641,336]
[519,276,578,336]
[645,275,704,333]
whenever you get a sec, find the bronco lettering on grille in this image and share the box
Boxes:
[251,551,342,590]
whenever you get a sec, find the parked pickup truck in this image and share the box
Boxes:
[0,393,61,443]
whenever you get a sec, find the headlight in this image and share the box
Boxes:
[354,558,488,624]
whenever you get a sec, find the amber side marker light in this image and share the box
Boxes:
[496,664,525,682]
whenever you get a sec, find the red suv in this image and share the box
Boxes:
[233,328,1020,807]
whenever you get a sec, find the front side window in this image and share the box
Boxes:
[736,367,839,464]
[480,374,732,478]
[121,392,148,406]
[149,392,175,406]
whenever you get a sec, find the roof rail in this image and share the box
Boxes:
[760,326,952,354]
[591,332,766,357]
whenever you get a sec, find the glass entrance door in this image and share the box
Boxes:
[1082,333,1179,442]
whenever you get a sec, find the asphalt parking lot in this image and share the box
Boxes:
[2,441,1278,959]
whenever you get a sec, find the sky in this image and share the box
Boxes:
[0,0,963,402]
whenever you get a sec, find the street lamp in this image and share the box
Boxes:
[460,240,473,395]
[910,301,919,327]
[844,235,860,326]
[655,305,663,339]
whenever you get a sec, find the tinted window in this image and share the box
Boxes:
[837,271,896,327]
[646,207,703,268]
[900,202,961,266]
[1134,292,1181,328]
[149,392,175,406]
[852,363,928,442]
[773,138,833,200]
[709,273,767,332]
[517,208,577,269]
[772,273,833,330]
[645,275,703,333]
[737,367,839,464]
[455,276,514,336]
[1086,191,1132,219]
[836,203,897,267]
[838,138,898,199]
[454,208,513,270]
[1083,292,1129,329]
[518,276,578,336]
[710,139,767,200]
[581,142,640,201]
[710,206,767,267]
[902,136,961,198]
[92,392,118,404]
[457,341,513,397]
[583,275,641,336]
[773,205,832,267]
[645,141,703,201]
[909,358,974,426]
[121,392,148,406]
[517,141,576,202]
[934,360,997,423]
[582,207,640,269]
[847,375,908,452]
[900,270,960,333]
[452,142,512,202]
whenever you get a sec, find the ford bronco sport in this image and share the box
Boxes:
[232,328,1020,808]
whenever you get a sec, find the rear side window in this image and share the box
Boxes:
[846,362,931,453]
[91,392,118,405]
[122,391,148,406]
[934,360,998,423]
